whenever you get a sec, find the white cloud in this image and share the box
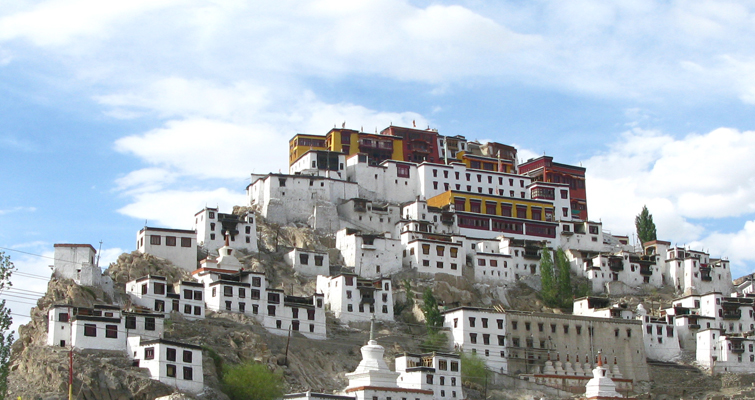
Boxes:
[585,127,755,258]
[0,206,36,215]
[691,220,755,277]
[117,188,247,228]
[114,168,177,194]
[0,0,183,47]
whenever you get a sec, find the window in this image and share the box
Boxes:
[525,322,530,331]
[84,324,96,337]
[194,306,201,316]
[268,305,276,316]
[183,367,193,381]
[155,300,165,312]
[450,361,459,372]
[154,282,165,295]
[563,325,569,334]
[470,333,477,343]
[239,288,246,298]
[239,303,246,312]
[125,316,136,329]
[308,309,315,320]
[184,304,192,314]
[166,236,177,246]
[105,325,118,338]
[183,289,193,300]
[292,320,300,331]
[497,319,504,329]
[167,347,177,361]
[482,318,488,328]
[268,293,280,304]
[315,255,324,266]
[427,375,434,384]
[252,277,262,287]
[183,350,193,363]
[150,235,161,245]
[483,334,490,345]
[251,289,260,300]
[498,335,505,345]
[181,237,192,247]
[145,317,156,331]
[300,253,309,265]
[422,244,430,255]
[469,317,476,327]
[436,246,445,256]
[512,321,517,330]
[292,308,299,319]
[166,364,176,378]
[145,347,155,360]
[347,304,353,312]
[439,360,448,370]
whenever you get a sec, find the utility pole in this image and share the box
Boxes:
[69,305,73,400]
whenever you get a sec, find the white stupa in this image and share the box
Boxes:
[584,351,622,399]
[345,316,400,390]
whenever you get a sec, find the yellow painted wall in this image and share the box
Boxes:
[427,191,554,221]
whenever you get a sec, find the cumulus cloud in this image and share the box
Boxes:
[585,127,755,275]
[117,188,247,228]
[0,206,36,215]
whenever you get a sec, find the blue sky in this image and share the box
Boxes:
[3,0,755,330]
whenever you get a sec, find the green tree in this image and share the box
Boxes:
[460,352,490,390]
[539,248,557,307]
[555,248,573,309]
[420,287,447,352]
[221,361,285,400]
[0,252,14,399]
[635,205,657,245]
[421,287,444,331]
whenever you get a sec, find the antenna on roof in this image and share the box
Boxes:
[342,121,346,128]
[96,240,102,270]
[412,120,416,127]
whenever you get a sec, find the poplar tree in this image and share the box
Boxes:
[555,248,573,309]
[0,252,15,399]
[635,205,657,245]
[539,248,557,307]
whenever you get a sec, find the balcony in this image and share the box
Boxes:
[731,345,745,354]
[701,275,713,282]
[609,260,624,272]
[723,310,742,320]
[689,324,701,330]
[640,266,653,276]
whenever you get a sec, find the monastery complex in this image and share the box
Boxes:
[45,124,751,398]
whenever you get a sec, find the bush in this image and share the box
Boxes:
[221,362,285,400]
[460,351,490,390]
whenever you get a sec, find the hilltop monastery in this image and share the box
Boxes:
[46,125,748,397]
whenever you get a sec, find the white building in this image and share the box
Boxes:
[193,265,327,340]
[344,155,421,204]
[442,307,650,381]
[286,248,330,277]
[696,329,755,374]
[401,231,465,278]
[47,304,164,351]
[289,150,347,179]
[51,244,113,293]
[395,352,463,400]
[128,337,204,394]
[416,162,532,202]
[125,275,206,320]
[136,227,197,271]
[442,307,508,373]
[664,246,733,295]
[337,199,402,235]
[195,207,257,255]
[247,173,358,231]
[316,274,394,322]
[336,229,402,279]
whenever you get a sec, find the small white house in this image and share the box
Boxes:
[47,305,125,351]
[286,248,330,276]
[195,207,257,255]
[136,227,197,271]
[128,337,204,394]
[401,231,465,278]
[396,352,463,400]
[51,244,114,293]
[47,305,165,350]
[316,274,394,323]
[336,229,402,279]
[125,275,206,320]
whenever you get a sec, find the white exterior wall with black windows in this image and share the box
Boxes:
[401,231,465,278]
[336,229,402,279]
[128,337,204,394]
[136,227,197,271]
[195,207,258,255]
[316,274,394,323]
[395,352,464,400]
[125,275,206,320]
[286,248,330,277]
